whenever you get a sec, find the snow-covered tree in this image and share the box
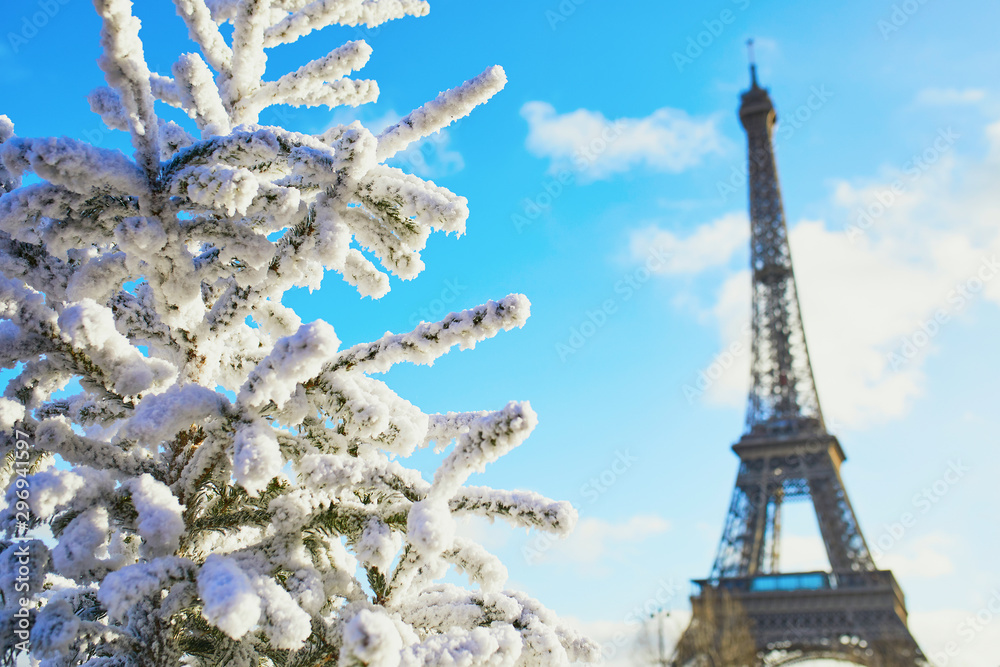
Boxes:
[0,1,598,665]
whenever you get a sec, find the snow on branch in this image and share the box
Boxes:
[450,486,578,535]
[394,586,600,663]
[0,274,59,338]
[57,299,176,397]
[126,473,185,557]
[263,0,430,47]
[0,116,17,196]
[0,234,75,303]
[119,383,229,445]
[430,401,538,498]
[226,0,272,124]
[443,536,508,592]
[149,73,183,108]
[340,247,390,297]
[239,319,339,410]
[172,0,234,72]
[358,165,470,235]
[0,137,149,198]
[34,417,154,476]
[267,76,379,112]
[172,52,232,137]
[306,370,429,455]
[204,0,239,22]
[316,294,530,376]
[403,403,536,566]
[376,64,507,162]
[424,409,490,447]
[88,86,130,132]
[253,39,373,110]
[99,557,196,621]
[93,0,161,178]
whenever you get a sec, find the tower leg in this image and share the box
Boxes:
[808,471,874,572]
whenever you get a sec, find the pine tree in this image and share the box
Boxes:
[0,1,598,665]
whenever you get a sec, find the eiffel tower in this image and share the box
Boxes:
[671,49,927,667]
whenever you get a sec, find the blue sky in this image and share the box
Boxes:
[3,0,1000,664]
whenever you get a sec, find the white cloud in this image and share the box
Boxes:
[915,87,986,106]
[880,532,955,578]
[630,213,749,275]
[532,515,670,568]
[701,269,751,407]
[521,101,724,182]
[909,607,1000,667]
[643,119,1000,427]
[779,534,830,573]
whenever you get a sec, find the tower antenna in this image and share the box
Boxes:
[747,39,758,87]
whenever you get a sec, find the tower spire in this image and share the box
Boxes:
[738,54,823,437]
[747,38,758,88]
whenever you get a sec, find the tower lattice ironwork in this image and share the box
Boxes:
[671,52,927,667]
